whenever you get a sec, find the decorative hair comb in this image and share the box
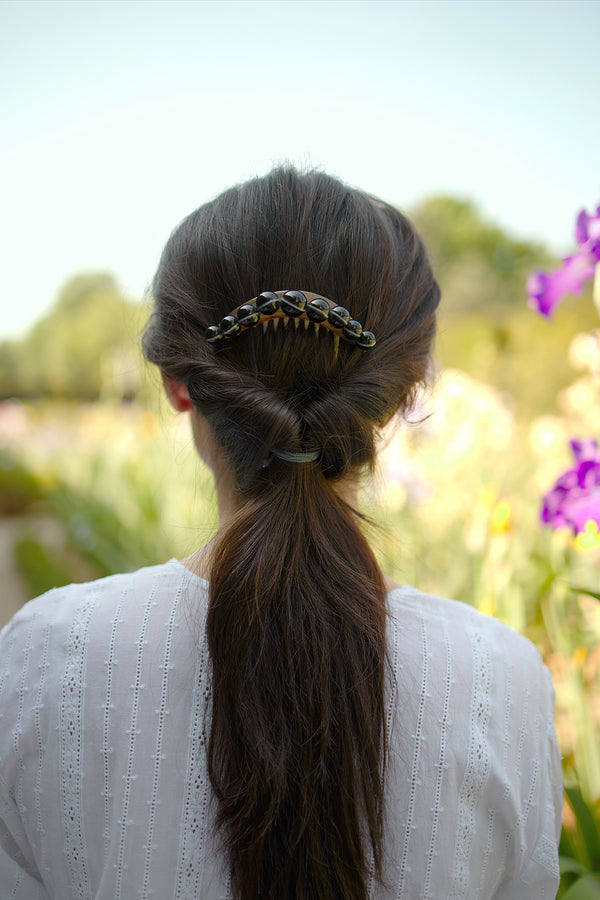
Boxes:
[204,290,376,350]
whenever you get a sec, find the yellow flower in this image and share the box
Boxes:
[491,500,512,534]
[138,411,161,441]
[575,520,600,552]
[478,596,496,617]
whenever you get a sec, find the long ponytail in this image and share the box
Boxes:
[207,469,387,898]
[143,166,440,899]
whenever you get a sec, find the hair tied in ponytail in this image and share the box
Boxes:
[262,448,321,468]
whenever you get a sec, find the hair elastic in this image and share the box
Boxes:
[205,291,376,350]
[262,448,321,468]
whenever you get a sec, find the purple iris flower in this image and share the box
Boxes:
[528,205,600,318]
[541,438,600,533]
[575,206,600,257]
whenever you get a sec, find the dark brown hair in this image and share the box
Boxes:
[143,167,439,899]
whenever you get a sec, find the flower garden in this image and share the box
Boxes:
[1,204,599,895]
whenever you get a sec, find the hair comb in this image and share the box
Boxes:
[204,290,376,350]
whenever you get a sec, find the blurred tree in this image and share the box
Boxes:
[411,196,598,416]
[412,196,555,314]
[0,274,146,400]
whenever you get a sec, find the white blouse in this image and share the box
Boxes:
[0,560,562,899]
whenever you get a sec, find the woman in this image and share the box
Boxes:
[0,168,562,899]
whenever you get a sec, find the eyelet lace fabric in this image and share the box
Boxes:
[0,561,562,899]
[60,589,98,898]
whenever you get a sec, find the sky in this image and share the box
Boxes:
[1,0,599,338]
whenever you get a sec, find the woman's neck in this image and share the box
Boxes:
[182,416,401,592]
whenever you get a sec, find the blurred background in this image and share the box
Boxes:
[1,0,600,887]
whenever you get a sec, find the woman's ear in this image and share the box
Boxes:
[162,375,193,412]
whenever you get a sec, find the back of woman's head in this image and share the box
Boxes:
[144,167,440,900]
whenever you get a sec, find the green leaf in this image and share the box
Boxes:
[571,586,600,602]
[561,856,589,877]
[561,874,600,900]
[565,786,600,870]
[561,825,581,861]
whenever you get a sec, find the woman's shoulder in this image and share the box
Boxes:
[386,583,544,667]
[0,558,206,652]
[384,584,555,747]
[0,559,207,759]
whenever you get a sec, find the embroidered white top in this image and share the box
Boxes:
[0,559,562,899]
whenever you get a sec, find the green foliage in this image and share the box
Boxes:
[0,403,219,598]
[0,449,45,514]
[13,536,74,598]
[0,273,146,401]
[49,477,162,576]
[559,786,600,898]
[561,876,600,900]
[571,587,600,602]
